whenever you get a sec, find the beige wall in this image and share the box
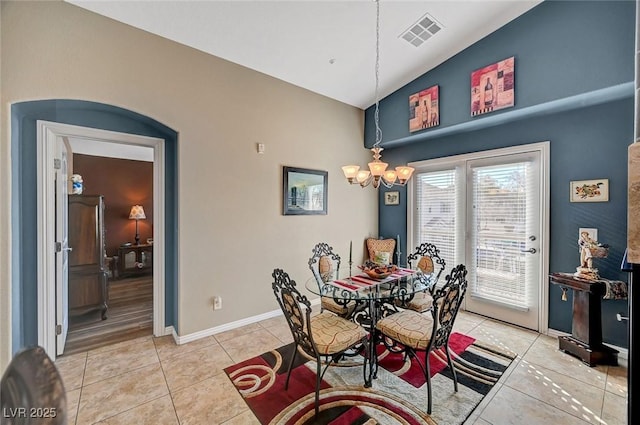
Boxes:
[0,0,377,364]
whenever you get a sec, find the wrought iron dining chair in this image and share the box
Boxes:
[1,346,67,425]
[397,242,447,313]
[272,268,369,417]
[375,264,468,414]
[308,242,357,318]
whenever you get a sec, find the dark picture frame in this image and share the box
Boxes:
[283,166,328,215]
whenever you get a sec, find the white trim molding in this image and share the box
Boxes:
[36,121,166,359]
[173,298,321,345]
[175,309,284,345]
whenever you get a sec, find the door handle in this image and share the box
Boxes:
[520,248,536,254]
[64,247,73,252]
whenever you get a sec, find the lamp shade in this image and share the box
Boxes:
[129,205,146,220]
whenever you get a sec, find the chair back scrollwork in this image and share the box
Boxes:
[430,264,468,350]
[407,242,447,289]
[308,242,341,285]
[272,268,318,359]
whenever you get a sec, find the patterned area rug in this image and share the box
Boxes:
[224,332,515,425]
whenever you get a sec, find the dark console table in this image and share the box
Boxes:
[549,273,618,366]
[117,243,153,278]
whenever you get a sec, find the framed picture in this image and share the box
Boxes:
[578,228,598,243]
[471,56,515,116]
[570,179,609,202]
[384,191,400,206]
[283,166,328,215]
[409,85,439,132]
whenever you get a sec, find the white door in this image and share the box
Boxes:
[409,143,548,332]
[463,152,542,330]
[55,138,70,355]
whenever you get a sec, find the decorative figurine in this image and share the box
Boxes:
[575,230,609,280]
[70,174,83,194]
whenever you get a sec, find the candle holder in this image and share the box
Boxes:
[349,240,353,277]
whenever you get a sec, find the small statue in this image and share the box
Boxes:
[578,231,597,269]
[70,174,83,194]
[575,231,609,280]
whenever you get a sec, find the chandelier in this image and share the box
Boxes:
[342,0,414,189]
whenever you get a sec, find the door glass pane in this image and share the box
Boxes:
[415,169,457,277]
[469,161,531,309]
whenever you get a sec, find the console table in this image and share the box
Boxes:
[117,243,153,278]
[549,273,618,366]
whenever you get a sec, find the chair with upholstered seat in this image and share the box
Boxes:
[365,237,396,265]
[308,242,357,318]
[272,268,369,416]
[375,264,468,414]
[1,346,67,425]
[398,242,447,312]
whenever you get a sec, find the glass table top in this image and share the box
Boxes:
[305,267,434,302]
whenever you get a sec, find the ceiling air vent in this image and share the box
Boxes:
[400,13,443,47]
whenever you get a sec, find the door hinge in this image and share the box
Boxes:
[56,324,62,335]
[53,158,61,170]
[55,242,62,253]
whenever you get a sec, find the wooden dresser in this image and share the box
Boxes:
[68,195,108,319]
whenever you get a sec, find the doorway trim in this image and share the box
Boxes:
[37,120,166,358]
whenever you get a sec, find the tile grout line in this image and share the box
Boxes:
[153,337,182,424]
[73,352,88,425]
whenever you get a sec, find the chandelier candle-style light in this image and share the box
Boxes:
[342,0,414,189]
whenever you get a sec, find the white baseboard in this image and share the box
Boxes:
[546,328,628,361]
[173,298,321,345]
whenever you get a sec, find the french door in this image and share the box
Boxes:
[408,143,549,331]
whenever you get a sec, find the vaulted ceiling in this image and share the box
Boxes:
[67,0,542,109]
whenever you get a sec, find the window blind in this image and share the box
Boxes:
[469,161,532,309]
[415,169,457,279]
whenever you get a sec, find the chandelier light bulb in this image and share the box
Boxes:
[342,165,360,183]
[383,170,397,185]
[356,170,371,184]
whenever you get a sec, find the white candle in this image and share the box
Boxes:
[397,234,401,264]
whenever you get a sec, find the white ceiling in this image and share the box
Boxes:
[67,0,541,109]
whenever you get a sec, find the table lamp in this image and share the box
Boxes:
[129,205,146,245]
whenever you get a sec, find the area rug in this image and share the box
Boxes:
[224,332,515,425]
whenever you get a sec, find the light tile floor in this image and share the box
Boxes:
[56,311,628,424]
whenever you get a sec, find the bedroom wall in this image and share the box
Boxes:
[73,154,154,256]
[0,0,376,364]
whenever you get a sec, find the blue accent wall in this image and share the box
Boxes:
[370,1,634,348]
[11,100,178,352]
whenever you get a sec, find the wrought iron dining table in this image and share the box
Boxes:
[305,267,435,385]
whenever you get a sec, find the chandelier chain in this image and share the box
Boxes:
[374,0,382,147]
[340,0,414,189]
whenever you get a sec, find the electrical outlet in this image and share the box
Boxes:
[213,296,222,310]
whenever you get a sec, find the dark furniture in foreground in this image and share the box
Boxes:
[549,272,618,366]
[0,346,67,425]
[68,195,108,320]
